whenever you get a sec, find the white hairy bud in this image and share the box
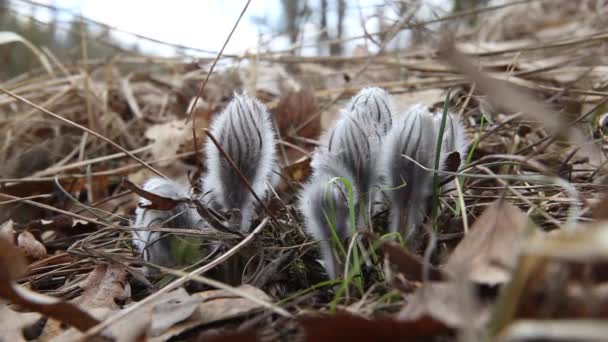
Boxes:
[346,87,393,136]
[132,178,202,272]
[379,104,439,240]
[325,110,381,199]
[300,87,395,277]
[298,157,358,279]
[434,110,469,171]
[201,93,279,232]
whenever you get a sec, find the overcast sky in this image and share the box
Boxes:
[11,0,452,57]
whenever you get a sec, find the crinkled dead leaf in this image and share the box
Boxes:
[122,178,189,210]
[489,224,608,337]
[0,237,28,281]
[399,282,490,330]
[0,304,42,342]
[522,223,608,260]
[240,64,300,98]
[299,311,451,341]
[145,119,192,167]
[195,285,271,324]
[0,237,98,331]
[438,42,564,135]
[591,193,608,221]
[149,285,272,342]
[270,90,320,142]
[439,41,602,168]
[149,287,201,337]
[445,200,533,285]
[392,88,446,109]
[498,319,608,342]
[362,231,446,282]
[0,220,16,243]
[17,231,47,260]
[72,263,130,311]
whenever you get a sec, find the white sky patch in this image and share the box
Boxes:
[79,0,272,56]
[20,0,452,57]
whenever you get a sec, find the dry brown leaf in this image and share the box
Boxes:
[438,42,564,135]
[195,285,271,324]
[122,178,189,211]
[240,64,300,97]
[145,119,192,167]
[0,304,42,342]
[0,220,16,243]
[391,89,445,109]
[362,231,446,282]
[399,283,490,329]
[489,224,608,337]
[0,238,98,331]
[72,263,130,311]
[0,237,28,281]
[149,285,272,342]
[299,311,451,342]
[445,200,532,285]
[17,231,47,260]
[148,287,201,337]
[271,90,320,142]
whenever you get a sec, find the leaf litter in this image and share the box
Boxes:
[2,1,608,341]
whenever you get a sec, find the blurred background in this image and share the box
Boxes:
[0,0,484,78]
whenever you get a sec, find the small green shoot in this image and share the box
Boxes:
[431,89,451,231]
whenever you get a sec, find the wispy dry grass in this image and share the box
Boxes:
[2,0,608,340]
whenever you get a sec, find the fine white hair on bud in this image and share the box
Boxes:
[325,110,380,199]
[432,110,469,197]
[434,110,469,171]
[346,87,393,136]
[297,158,358,279]
[299,87,395,278]
[201,93,279,232]
[379,104,439,240]
[132,178,202,273]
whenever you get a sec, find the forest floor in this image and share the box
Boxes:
[2,1,608,341]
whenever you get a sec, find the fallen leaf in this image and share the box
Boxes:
[17,231,47,260]
[0,237,28,281]
[122,178,189,210]
[240,64,300,98]
[392,89,446,109]
[72,263,130,311]
[149,287,201,337]
[0,304,42,342]
[489,223,608,337]
[0,237,99,331]
[145,119,192,167]
[149,285,272,342]
[445,200,533,285]
[0,220,16,242]
[271,90,320,142]
[362,231,446,282]
[591,192,608,221]
[195,285,271,324]
[398,282,490,329]
[300,311,451,341]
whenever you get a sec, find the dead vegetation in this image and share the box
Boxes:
[2,0,608,341]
